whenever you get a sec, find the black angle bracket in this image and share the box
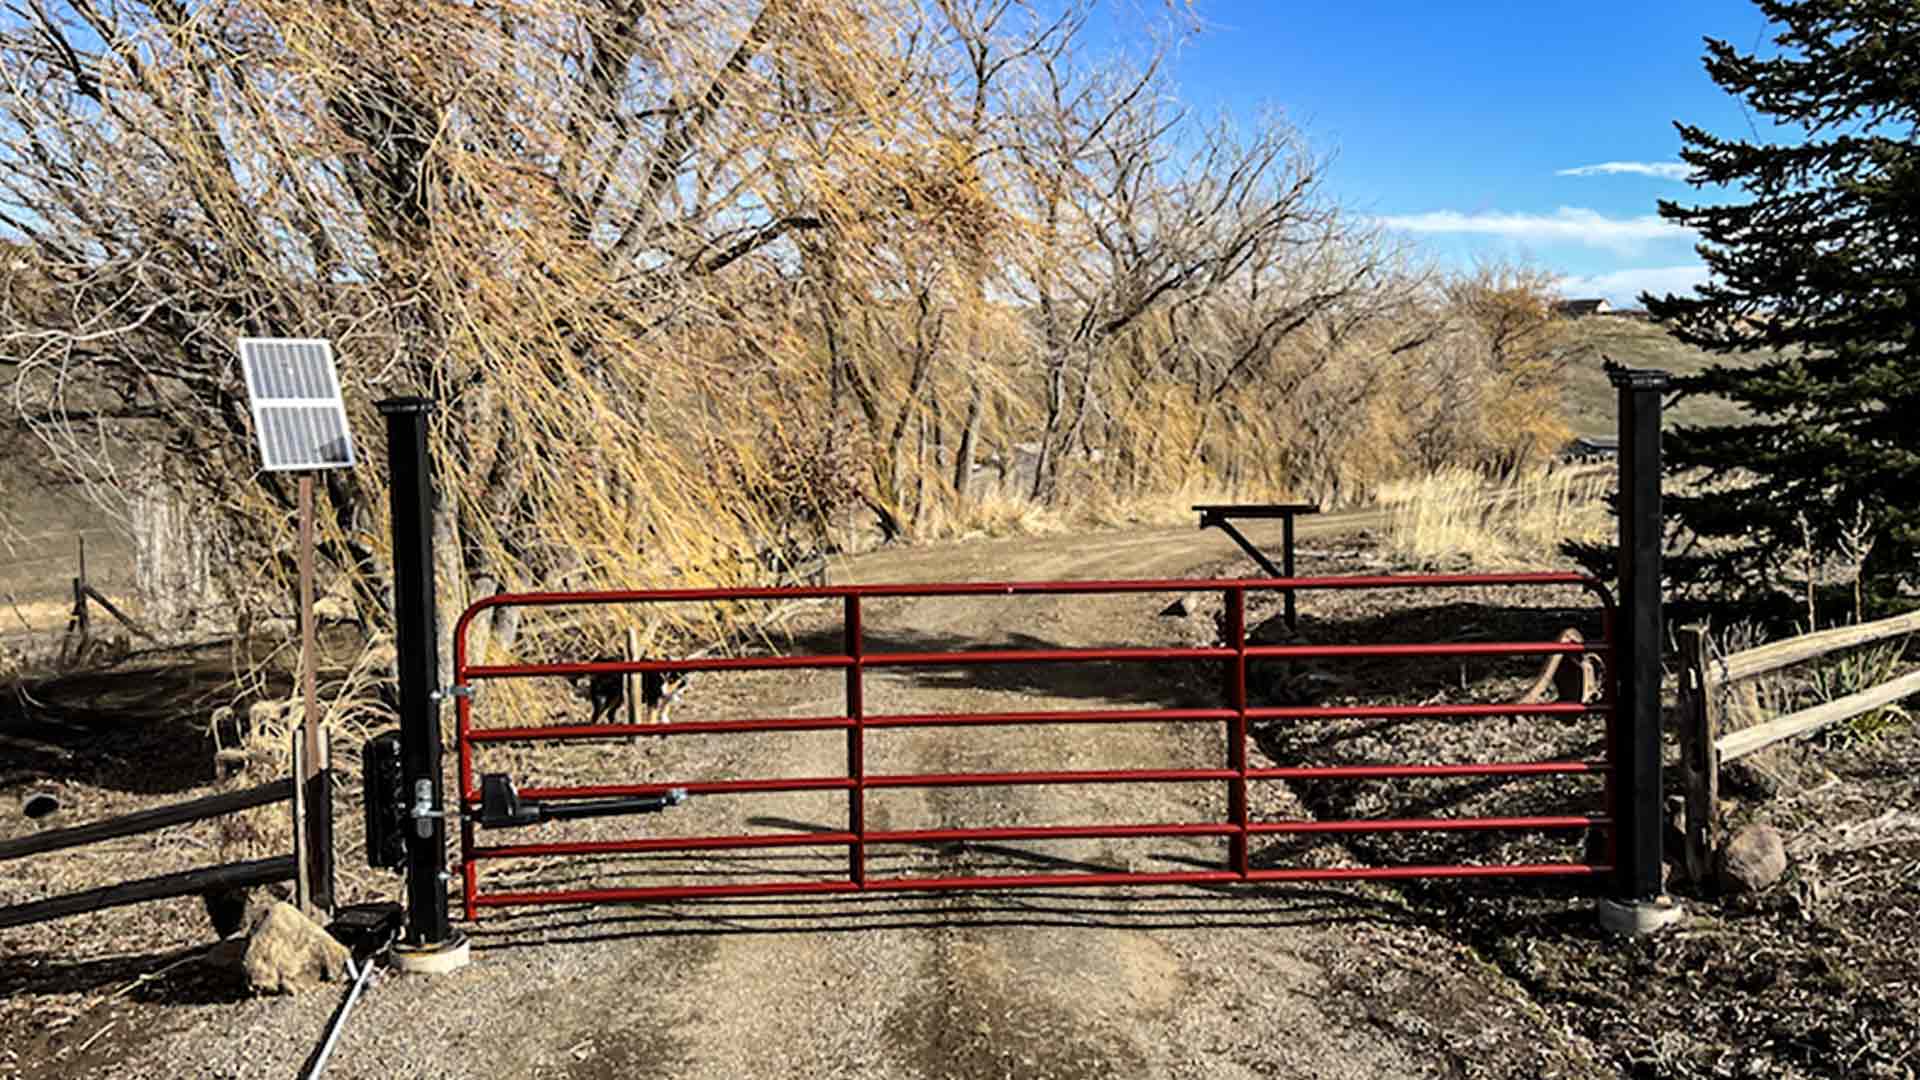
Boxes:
[476,773,688,829]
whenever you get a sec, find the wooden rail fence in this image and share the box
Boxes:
[1676,610,1920,882]
[1,738,334,929]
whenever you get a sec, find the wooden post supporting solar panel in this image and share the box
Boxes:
[239,338,359,916]
[299,474,334,911]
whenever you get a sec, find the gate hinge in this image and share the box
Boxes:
[430,684,472,703]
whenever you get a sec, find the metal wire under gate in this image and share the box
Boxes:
[451,573,1617,919]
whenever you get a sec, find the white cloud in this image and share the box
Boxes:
[1555,264,1709,307]
[1556,161,1692,180]
[1376,206,1691,254]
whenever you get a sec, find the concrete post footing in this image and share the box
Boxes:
[392,932,471,975]
[1596,896,1685,936]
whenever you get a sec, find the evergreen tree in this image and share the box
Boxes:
[1646,0,1920,610]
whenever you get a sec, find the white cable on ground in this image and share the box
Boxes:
[300,953,379,1080]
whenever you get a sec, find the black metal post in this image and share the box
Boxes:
[378,397,451,948]
[1282,512,1298,631]
[1610,367,1669,904]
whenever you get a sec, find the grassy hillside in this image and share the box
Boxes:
[1557,314,1772,437]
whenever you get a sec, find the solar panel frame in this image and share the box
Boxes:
[238,338,358,472]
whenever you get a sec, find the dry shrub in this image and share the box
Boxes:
[208,637,400,893]
[1381,465,1611,568]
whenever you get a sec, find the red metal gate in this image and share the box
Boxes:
[451,573,1616,919]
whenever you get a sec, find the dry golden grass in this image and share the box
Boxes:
[1379,465,1612,568]
[937,487,1071,540]
[1074,477,1296,530]
[3,598,73,635]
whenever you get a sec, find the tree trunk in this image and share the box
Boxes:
[132,464,221,637]
[952,384,981,501]
[1032,357,1067,502]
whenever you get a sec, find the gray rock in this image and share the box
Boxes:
[241,902,351,994]
[1715,823,1788,894]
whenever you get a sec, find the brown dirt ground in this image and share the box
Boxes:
[2,514,1915,1079]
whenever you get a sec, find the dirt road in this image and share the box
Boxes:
[120,512,1614,1079]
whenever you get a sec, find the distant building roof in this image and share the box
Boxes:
[1561,435,1620,460]
[1553,298,1613,317]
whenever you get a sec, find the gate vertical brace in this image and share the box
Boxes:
[379,397,469,970]
[846,595,866,887]
[459,674,478,922]
[1603,366,1679,932]
[1225,587,1249,877]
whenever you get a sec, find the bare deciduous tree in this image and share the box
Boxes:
[0,0,1575,679]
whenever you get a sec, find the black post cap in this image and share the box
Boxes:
[1605,365,1672,391]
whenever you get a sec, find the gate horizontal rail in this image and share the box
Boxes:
[472,815,1606,861]
[465,701,1603,744]
[470,862,1600,910]
[463,638,1599,681]
[453,573,1616,918]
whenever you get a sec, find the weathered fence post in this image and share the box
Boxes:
[1676,625,1720,885]
[379,397,470,973]
[1600,366,1683,934]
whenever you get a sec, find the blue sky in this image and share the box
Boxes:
[1105,0,1792,306]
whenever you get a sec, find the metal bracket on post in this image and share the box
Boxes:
[1193,504,1320,630]
[410,779,454,838]
[1598,364,1684,936]
[378,396,470,974]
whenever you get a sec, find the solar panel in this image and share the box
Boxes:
[238,338,357,472]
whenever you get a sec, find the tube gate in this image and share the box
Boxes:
[450,573,1617,919]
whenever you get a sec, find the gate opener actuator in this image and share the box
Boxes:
[476,773,687,829]
[363,730,690,867]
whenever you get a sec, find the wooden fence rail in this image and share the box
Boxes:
[1677,610,1920,882]
[0,856,294,930]
[1717,609,1920,684]
[0,758,326,930]
[1717,669,1920,761]
[0,779,292,862]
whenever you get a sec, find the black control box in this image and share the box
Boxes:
[361,730,408,870]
